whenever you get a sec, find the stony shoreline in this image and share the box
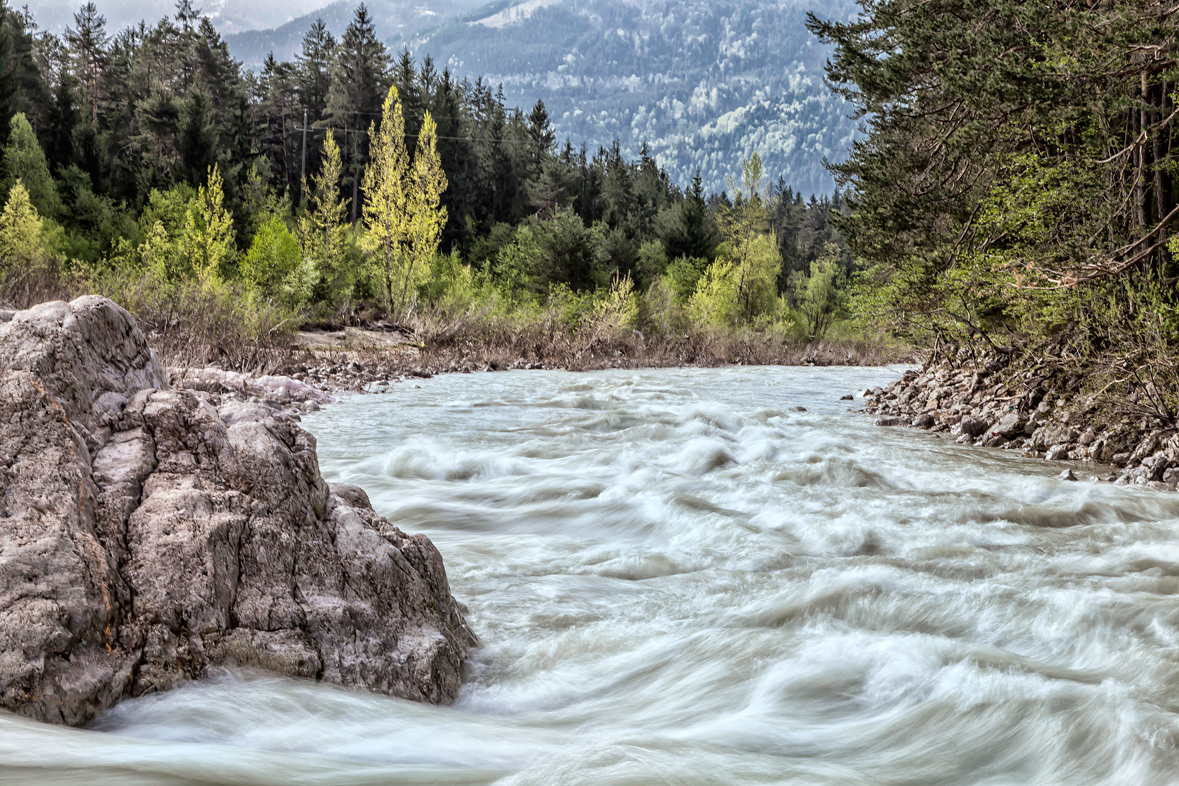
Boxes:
[863,357,1179,489]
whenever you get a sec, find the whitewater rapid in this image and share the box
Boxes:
[4,366,1179,785]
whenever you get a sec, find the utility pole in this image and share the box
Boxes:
[299,109,309,207]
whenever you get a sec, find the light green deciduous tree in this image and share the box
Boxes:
[362,85,410,315]
[0,180,47,271]
[181,164,234,288]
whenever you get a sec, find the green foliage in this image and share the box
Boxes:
[300,131,348,307]
[809,0,1179,372]
[363,85,411,314]
[716,154,785,322]
[635,240,668,290]
[1,113,61,219]
[493,208,607,295]
[238,162,286,247]
[0,179,46,270]
[0,2,859,359]
[664,256,708,303]
[56,165,128,263]
[241,215,312,308]
[591,273,639,334]
[137,220,177,287]
[141,185,197,241]
[405,109,448,310]
[689,232,782,327]
[790,244,847,339]
[663,169,718,263]
[180,165,234,289]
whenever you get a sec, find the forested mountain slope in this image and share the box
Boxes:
[416,0,858,194]
[225,0,487,67]
[223,0,859,195]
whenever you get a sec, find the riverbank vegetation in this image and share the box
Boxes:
[809,0,1179,424]
[0,0,892,372]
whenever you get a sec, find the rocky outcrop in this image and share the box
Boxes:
[864,357,1179,489]
[0,296,475,726]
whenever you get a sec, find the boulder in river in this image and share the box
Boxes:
[0,296,475,726]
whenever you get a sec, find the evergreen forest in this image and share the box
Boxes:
[811,0,1179,420]
[0,0,860,369]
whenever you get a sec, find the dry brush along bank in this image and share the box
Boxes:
[865,355,1179,488]
[277,330,905,392]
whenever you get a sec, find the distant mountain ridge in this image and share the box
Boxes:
[224,0,857,195]
[26,0,333,34]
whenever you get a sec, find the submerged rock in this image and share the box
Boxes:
[0,297,475,726]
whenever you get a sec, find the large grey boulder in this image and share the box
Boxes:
[0,297,475,725]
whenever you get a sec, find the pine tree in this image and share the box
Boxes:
[1,112,61,218]
[258,52,298,195]
[362,85,410,315]
[391,48,421,144]
[526,99,555,177]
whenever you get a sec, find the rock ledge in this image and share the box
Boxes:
[0,296,475,725]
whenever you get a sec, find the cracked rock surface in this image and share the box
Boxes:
[0,296,475,725]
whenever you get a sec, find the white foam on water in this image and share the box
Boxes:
[5,366,1179,785]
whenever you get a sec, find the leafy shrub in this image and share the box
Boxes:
[241,215,314,308]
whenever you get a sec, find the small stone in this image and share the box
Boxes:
[790,406,807,412]
[1059,469,1077,481]
[956,434,974,445]
[913,412,935,429]
[840,394,854,401]
[960,416,988,438]
[875,416,906,426]
[1045,444,1071,461]
[989,410,1025,438]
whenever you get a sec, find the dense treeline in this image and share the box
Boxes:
[0,0,865,368]
[810,0,1179,419]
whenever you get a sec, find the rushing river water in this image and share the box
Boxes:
[7,365,1179,785]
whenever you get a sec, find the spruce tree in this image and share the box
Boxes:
[0,4,48,142]
[0,112,61,218]
[326,4,390,224]
[65,2,107,126]
[296,18,335,126]
[665,168,718,262]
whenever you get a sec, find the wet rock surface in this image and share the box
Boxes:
[864,357,1177,489]
[0,297,475,726]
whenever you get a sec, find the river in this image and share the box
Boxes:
[4,365,1179,785]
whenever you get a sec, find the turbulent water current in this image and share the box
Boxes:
[7,366,1179,785]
